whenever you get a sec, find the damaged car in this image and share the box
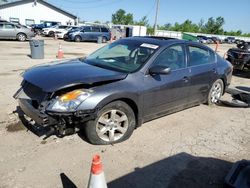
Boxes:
[14,36,233,145]
[226,41,250,71]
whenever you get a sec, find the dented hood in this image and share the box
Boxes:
[23,59,127,92]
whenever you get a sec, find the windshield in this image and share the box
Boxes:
[84,40,158,73]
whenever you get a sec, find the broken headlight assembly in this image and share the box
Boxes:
[47,89,93,112]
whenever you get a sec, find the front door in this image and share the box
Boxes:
[143,44,191,118]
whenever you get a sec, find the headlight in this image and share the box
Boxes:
[48,89,93,112]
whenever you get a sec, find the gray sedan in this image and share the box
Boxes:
[14,37,233,145]
[0,22,35,41]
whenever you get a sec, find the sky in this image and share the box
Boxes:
[48,0,250,33]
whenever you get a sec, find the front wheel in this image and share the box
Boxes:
[207,79,224,105]
[74,35,81,42]
[84,101,136,145]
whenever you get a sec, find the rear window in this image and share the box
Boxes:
[101,27,109,32]
[92,27,100,32]
[188,46,215,66]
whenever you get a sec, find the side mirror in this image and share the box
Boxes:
[149,65,171,75]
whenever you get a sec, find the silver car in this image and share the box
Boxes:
[0,22,35,41]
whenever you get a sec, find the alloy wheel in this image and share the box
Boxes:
[210,82,222,103]
[96,109,129,142]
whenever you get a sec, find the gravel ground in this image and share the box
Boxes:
[0,38,249,188]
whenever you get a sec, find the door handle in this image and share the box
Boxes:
[212,68,217,73]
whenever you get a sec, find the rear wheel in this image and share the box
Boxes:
[102,36,107,43]
[17,33,26,41]
[208,79,224,105]
[84,101,136,145]
[74,35,81,42]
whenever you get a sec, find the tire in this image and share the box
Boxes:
[74,35,81,42]
[102,36,107,43]
[17,33,27,42]
[48,31,54,37]
[84,101,136,145]
[207,79,224,105]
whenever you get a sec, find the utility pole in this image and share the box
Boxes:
[153,0,160,36]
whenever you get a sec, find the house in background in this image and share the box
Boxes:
[0,0,77,26]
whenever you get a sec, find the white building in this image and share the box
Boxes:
[0,0,77,26]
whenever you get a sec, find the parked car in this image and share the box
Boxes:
[56,26,79,39]
[210,36,222,44]
[224,37,236,44]
[42,25,70,37]
[235,39,245,44]
[0,21,35,41]
[14,37,233,145]
[31,21,60,35]
[64,25,111,43]
[226,42,250,70]
[197,35,213,44]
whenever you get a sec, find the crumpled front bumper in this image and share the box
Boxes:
[18,98,97,127]
[18,99,57,126]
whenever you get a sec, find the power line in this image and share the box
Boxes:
[144,0,156,18]
[58,0,122,9]
[59,0,104,4]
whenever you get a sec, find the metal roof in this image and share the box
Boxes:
[0,0,77,19]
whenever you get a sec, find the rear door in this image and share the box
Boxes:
[0,23,17,39]
[90,26,101,41]
[187,45,217,103]
[143,44,191,118]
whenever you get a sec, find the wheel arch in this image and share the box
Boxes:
[95,96,141,128]
[16,32,27,39]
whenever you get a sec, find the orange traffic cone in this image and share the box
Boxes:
[56,43,64,59]
[87,155,107,188]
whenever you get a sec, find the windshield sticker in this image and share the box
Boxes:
[140,43,159,49]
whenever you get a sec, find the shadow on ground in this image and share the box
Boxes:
[108,153,232,188]
[233,70,250,79]
[60,173,77,188]
[59,153,233,188]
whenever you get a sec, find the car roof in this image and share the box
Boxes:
[124,36,199,47]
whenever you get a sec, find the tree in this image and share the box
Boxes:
[134,16,149,26]
[203,17,225,34]
[112,9,134,25]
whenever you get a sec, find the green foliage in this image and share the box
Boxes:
[134,16,149,26]
[111,9,134,25]
[203,17,225,34]
[111,9,250,37]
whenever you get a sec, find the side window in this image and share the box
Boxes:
[153,45,186,71]
[188,46,215,66]
[9,17,19,24]
[101,27,109,32]
[25,19,35,26]
[92,27,100,32]
[83,26,91,32]
[0,24,3,29]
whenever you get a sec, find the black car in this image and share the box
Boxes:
[224,37,236,44]
[14,37,233,145]
[31,21,60,35]
[226,42,250,70]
